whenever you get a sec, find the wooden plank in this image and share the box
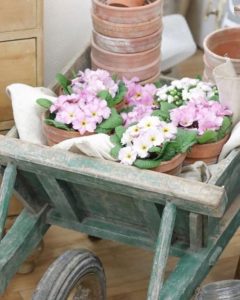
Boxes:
[235,256,240,279]
[190,213,203,250]
[0,121,14,131]
[37,175,80,221]
[159,196,240,299]
[0,39,37,122]
[147,202,176,300]
[0,136,228,217]
[0,163,17,239]
[0,0,37,33]
[138,201,161,238]
[0,208,49,294]
[47,212,154,250]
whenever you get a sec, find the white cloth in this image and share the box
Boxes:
[53,134,116,161]
[213,60,240,160]
[6,84,57,145]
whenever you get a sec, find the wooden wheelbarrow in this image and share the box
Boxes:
[0,129,240,299]
[0,46,240,299]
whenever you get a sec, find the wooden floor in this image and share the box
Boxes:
[1,51,240,300]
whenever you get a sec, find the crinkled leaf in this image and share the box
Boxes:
[217,116,232,140]
[56,73,71,95]
[44,119,71,131]
[110,134,121,146]
[209,95,219,101]
[120,106,134,114]
[112,81,127,106]
[110,145,121,159]
[154,80,169,88]
[95,127,111,134]
[148,146,162,153]
[174,129,197,152]
[197,130,218,144]
[152,102,177,121]
[196,74,202,81]
[115,125,126,140]
[36,98,53,109]
[98,108,122,130]
[158,142,177,161]
[133,158,161,169]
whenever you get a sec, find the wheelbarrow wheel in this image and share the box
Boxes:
[32,249,106,300]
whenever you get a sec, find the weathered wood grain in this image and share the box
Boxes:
[0,163,17,238]
[147,202,176,300]
[0,136,228,217]
[0,208,49,294]
[159,195,240,300]
[190,213,203,250]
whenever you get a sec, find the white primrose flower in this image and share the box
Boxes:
[144,129,164,147]
[126,124,141,138]
[138,116,161,130]
[118,146,137,165]
[171,80,183,90]
[159,122,178,140]
[167,95,174,103]
[121,132,133,145]
[133,137,152,158]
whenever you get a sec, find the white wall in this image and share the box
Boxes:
[44,0,92,85]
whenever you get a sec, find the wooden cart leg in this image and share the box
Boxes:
[235,256,240,279]
[0,208,49,294]
[147,202,176,300]
[158,200,240,300]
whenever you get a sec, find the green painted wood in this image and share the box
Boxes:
[138,201,161,238]
[0,208,49,293]
[0,163,17,239]
[0,136,228,217]
[189,213,203,250]
[159,196,240,300]
[147,202,176,300]
[209,150,240,205]
[37,175,79,221]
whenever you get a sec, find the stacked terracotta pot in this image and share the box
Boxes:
[91,0,163,83]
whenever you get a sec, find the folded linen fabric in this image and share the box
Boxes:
[53,134,116,161]
[213,60,240,160]
[6,84,57,145]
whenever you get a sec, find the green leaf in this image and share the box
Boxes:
[98,108,122,130]
[110,145,121,159]
[159,142,177,161]
[98,90,111,100]
[174,129,197,152]
[217,116,232,140]
[36,98,53,109]
[115,125,126,140]
[133,158,161,169]
[197,130,218,144]
[44,119,71,131]
[95,127,111,134]
[112,81,127,106]
[154,80,169,88]
[148,146,162,153]
[209,95,219,101]
[196,74,202,81]
[56,73,71,95]
[110,134,121,146]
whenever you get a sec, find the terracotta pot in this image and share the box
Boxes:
[91,13,162,38]
[106,0,145,7]
[42,113,92,146]
[91,39,160,68]
[203,27,240,82]
[91,53,161,81]
[139,71,160,84]
[185,134,230,165]
[92,28,162,53]
[152,153,186,175]
[92,0,163,24]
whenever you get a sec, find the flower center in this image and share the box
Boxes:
[163,128,169,133]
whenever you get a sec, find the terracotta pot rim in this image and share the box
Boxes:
[203,27,240,63]
[91,12,162,28]
[91,38,160,58]
[93,0,162,12]
[152,153,186,173]
[195,133,230,148]
[92,27,162,43]
[91,53,161,71]
[106,0,145,7]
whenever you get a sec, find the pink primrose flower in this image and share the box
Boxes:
[121,105,153,127]
[72,111,97,135]
[55,103,80,124]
